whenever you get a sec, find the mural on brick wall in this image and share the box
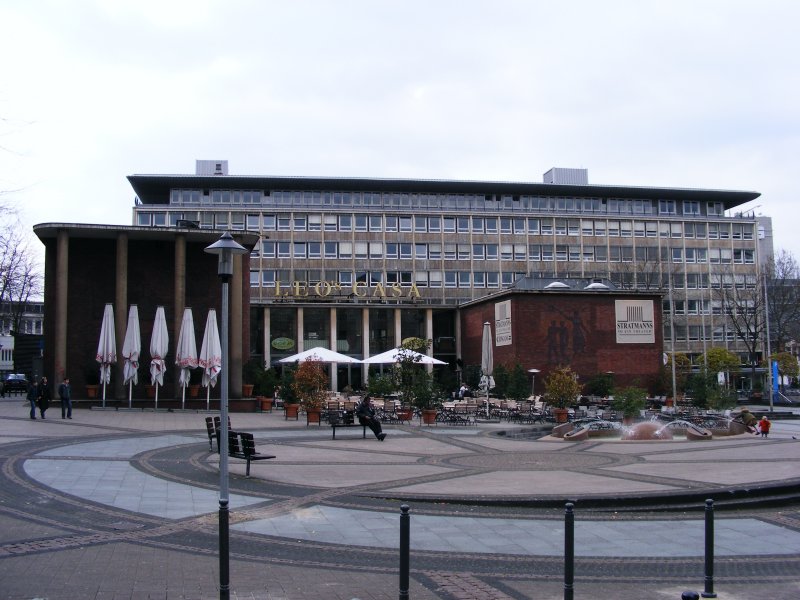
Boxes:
[546,305,589,365]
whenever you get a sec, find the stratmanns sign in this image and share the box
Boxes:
[615,300,655,344]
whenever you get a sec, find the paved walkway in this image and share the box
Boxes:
[1,397,799,599]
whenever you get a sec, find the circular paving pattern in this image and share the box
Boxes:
[443,449,634,471]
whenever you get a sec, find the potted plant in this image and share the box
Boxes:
[393,338,440,424]
[280,365,300,419]
[83,365,100,399]
[366,373,395,399]
[543,366,582,423]
[291,359,329,425]
[612,385,648,424]
[188,368,202,398]
[241,357,263,399]
[255,367,279,412]
[412,370,440,424]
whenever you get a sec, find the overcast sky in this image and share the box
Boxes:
[2,0,798,260]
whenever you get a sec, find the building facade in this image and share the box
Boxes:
[128,161,767,389]
[33,224,258,400]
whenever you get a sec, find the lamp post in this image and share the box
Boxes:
[528,368,540,397]
[205,231,248,600]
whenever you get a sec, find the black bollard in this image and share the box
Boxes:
[564,502,574,600]
[399,504,410,600]
[701,499,717,598]
[682,592,700,600]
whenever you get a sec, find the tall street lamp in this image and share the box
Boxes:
[528,368,540,397]
[205,231,248,600]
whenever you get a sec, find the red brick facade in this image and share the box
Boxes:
[460,291,664,390]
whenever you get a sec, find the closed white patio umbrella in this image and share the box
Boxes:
[480,321,494,417]
[198,309,221,412]
[121,305,141,409]
[95,303,117,408]
[175,307,198,410]
[149,306,169,410]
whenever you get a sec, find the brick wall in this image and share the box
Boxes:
[460,292,663,391]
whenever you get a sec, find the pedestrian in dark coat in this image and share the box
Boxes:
[38,377,51,419]
[58,378,72,419]
[27,380,39,420]
[355,395,386,441]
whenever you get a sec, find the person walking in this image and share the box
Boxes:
[38,377,51,420]
[355,395,386,441]
[758,415,771,438]
[58,377,72,419]
[27,379,39,420]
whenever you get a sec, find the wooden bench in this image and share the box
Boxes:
[228,431,276,476]
[328,410,367,440]
[205,416,231,452]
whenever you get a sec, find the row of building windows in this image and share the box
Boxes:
[139,211,753,240]
[250,269,757,291]
[251,270,524,289]
[662,299,758,315]
[168,189,728,217]
[663,325,756,343]
[253,240,756,265]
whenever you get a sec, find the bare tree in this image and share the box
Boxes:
[0,214,42,334]
[765,249,800,353]
[711,266,765,385]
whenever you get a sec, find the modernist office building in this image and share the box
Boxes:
[124,161,767,391]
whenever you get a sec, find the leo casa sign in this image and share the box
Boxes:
[274,280,422,300]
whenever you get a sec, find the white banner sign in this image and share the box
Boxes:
[615,300,655,344]
[495,300,512,346]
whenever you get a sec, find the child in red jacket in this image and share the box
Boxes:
[758,415,771,438]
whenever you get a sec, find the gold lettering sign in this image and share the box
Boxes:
[274,280,421,301]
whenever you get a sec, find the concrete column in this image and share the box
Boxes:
[54,230,69,382]
[455,311,463,382]
[394,308,402,346]
[230,253,244,398]
[297,308,304,352]
[114,233,128,400]
[362,307,370,386]
[329,307,338,391]
[263,307,271,368]
[425,308,434,373]
[173,235,186,399]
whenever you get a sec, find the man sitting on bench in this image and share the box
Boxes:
[356,395,386,441]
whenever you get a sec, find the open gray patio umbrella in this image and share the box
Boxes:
[95,303,117,408]
[175,307,198,410]
[121,305,141,409]
[361,348,445,365]
[279,347,361,393]
[149,306,169,410]
[278,347,362,364]
[198,309,221,412]
[480,321,494,417]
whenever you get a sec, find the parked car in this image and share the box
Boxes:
[3,374,28,393]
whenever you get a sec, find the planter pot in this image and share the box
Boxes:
[242,384,255,398]
[306,407,322,425]
[85,385,99,399]
[622,415,635,425]
[396,409,413,422]
[284,403,300,420]
[258,397,273,412]
[553,407,570,423]
[189,384,201,398]
[421,408,438,425]
[665,398,674,407]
